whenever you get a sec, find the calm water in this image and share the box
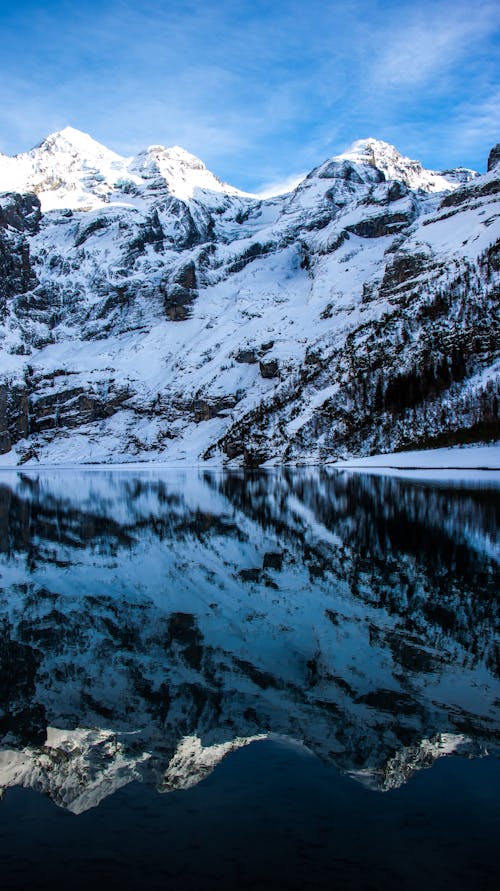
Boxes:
[0,467,499,890]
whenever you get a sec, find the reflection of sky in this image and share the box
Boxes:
[0,1,498,189]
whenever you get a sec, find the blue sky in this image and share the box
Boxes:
[0,0,498,191]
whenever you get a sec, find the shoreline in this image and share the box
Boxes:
[0,443,497,481]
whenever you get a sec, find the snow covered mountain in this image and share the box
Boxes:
[0,129,498,465]
[0,127,252,211]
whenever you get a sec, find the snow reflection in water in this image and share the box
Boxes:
[0,468,498,815]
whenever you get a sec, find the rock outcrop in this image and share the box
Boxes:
[487,143,500,172]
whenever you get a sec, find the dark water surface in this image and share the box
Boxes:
[0,468,498,890]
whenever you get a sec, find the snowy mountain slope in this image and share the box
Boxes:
[0,129,498,465]
[0,469,498,810]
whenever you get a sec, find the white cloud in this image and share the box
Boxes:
[256,172,308,198]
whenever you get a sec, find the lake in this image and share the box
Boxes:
[0,467,499,889]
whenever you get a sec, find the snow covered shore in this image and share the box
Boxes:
[331,443,500,481]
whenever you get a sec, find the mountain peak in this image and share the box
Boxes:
[341,136,396,157]
[336,138,457,192]
[129,143,248,201]
[0,127,131,211]
[48,125,94,144]
[139,143,207,174]
[149,144,206,166]
[337,137,404,168]
[34,126,123,162]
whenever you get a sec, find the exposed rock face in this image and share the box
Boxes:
[0,384,29,454]
[0,130,498,465]
[0,193,40,313]
[0,192,41,234]
[236,349,258,364]
[345,209,413,238]
[487,143,500,172]
[164,260,198,320]
[190,395,236,422]
[259,358,279,379]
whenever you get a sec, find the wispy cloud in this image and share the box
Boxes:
[434,90,500,168]
[256,172,308,198]
[369,1,499,90]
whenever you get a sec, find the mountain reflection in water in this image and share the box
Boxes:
[0,468,498,815]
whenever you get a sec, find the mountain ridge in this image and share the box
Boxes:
[0,128,478,209]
